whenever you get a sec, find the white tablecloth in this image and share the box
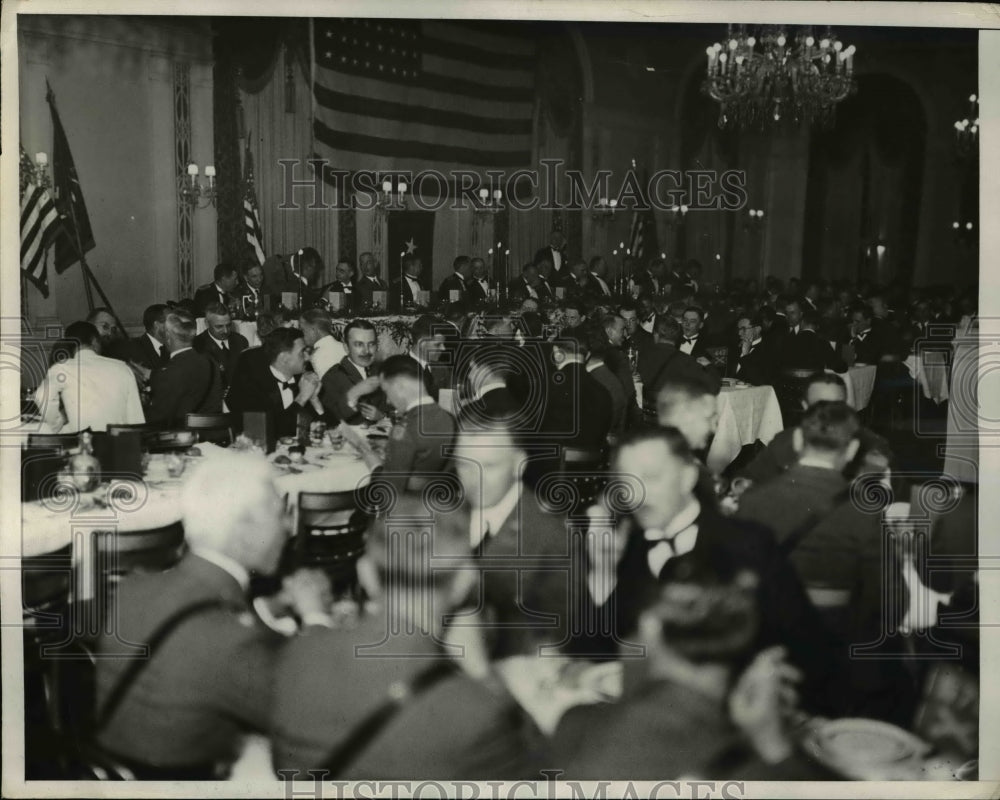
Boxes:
[707,385,784,473]
[842,365,877,410]
[21,440,373,559]
[905,351,950,404]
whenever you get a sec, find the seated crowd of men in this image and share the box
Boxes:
[27,248,978,781]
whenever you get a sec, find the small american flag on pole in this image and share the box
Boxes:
[20,146,60,298]
[244,138,265,265]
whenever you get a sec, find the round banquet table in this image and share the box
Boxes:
[20,433,377,597]
[707,385,784,474]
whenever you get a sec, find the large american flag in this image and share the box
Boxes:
[313,19,537,183]
[20,146,60,298]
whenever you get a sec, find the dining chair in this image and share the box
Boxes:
[185,413,234,446]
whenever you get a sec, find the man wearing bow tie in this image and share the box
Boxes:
[438,255,472,302]
[226,327,323,438]
[678,307,713,366]
[534,230,566,275]
[194,263,240,317]
[465,257,491,305]
[354,251,387,308]
[391,254,430,311]
[580,427,845,714]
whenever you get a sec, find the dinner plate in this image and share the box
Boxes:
[802,718,930,778]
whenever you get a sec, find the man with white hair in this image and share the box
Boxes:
[93,452,333,778]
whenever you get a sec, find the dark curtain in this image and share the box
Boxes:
[803,75,925,284]
[212,18,309,266]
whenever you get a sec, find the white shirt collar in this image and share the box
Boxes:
[585,359,604,372]
[146,332,164,353]
[170,346,192,359]
[405,274,422,283]
[749,337,763,348]
[471,482,522,549]
[349,359,369,376]
[190,547,250,592]
[213,283,227,295]
[643,498,701,575]
[209,332,228,347]
[410,351,429,370]
[270,364,293,383]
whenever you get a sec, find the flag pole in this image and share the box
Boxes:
[48,79,126,333]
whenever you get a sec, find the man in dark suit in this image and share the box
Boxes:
[125,304,170,372]
[848,304,897,364]
[466,257,491,304]
[236,262,265,315]
[541,327,614,452]
[260,247,325,309]
[320,319,387,425]
[678,306,714,365]
[389,254,430,311]
[579,427,846,716]
[735,314,780,386]
[780,307,847,373]
[193,302,249,389]
[93,452,334,778]
[588,256,613,297]
[404,314,446,401]
[225,327,324,438]
[270,489,539,779]
[354,251,388,308]
[343,355,456,496]
[320,260,357,311]
[449,421,574,659]
[147,312,224,427]
[638,317,719,416]
[631,258,664,297]
[559,260,599,303]
[618,301,652,352]
[739,372,891,485]
[438,255,472,302]
[506,264,545,302]
[193,263,240,317]
[533,229,566,276]
[601,313,641,427]
[735,402,911,723]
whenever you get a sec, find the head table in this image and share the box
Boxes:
[195,316,416,356]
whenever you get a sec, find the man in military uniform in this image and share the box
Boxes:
[340,355,456,495]
[92,452,335,778]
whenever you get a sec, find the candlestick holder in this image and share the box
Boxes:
[181,163,218,209]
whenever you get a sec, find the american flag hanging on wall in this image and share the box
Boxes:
[312,19,537,181]
[20,146,60,298]
[244,139,266,265]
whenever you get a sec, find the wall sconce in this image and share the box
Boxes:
[376,178,407,215]
[744,208,765,231]
[474,187,503,216]
[666,204,689,229]
[954,94,979,160]
[181,163,217,208]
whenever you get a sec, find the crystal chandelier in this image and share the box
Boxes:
[703,25,857,130]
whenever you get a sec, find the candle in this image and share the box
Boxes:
[204,165,216,178]
[35,152,47,166]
